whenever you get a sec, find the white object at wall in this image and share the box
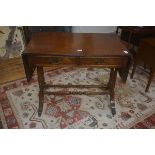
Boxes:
[0,26,24,59]
[72,26,117,33]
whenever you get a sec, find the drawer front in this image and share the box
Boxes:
[80,57,127,67]
[30,56,128,67]
[30,56,78,65]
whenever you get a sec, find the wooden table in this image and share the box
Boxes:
[22,32,131,117]
[117,26,155,46]
[131,38,155,92]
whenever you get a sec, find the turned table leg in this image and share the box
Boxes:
[145,67,154,92]
[37,66,45,117]
[130,62,137,79]
[108,68,117,116]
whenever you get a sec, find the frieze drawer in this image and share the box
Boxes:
[79,57,127,67]
[30,56,78,65]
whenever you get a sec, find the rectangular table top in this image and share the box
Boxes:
[24,32,129,57]
[141,37,155,47]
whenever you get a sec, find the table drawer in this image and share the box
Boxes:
[80,57,127,66]
[31,56,78,65]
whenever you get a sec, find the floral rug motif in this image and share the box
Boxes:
[0,67,155,129]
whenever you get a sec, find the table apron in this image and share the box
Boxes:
[28,56,128,68]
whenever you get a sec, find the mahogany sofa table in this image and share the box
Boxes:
[22,32,131,117]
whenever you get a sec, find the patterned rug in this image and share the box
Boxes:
[131,113,155,129]
[0,67,155,129]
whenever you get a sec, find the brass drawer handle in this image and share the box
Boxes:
[49,57,60,64]
[95,58,104,64]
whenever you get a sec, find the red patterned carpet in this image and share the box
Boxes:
[131,113,155,129]
[0,67,155,129]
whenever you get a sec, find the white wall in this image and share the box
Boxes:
[72,26,117,33]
